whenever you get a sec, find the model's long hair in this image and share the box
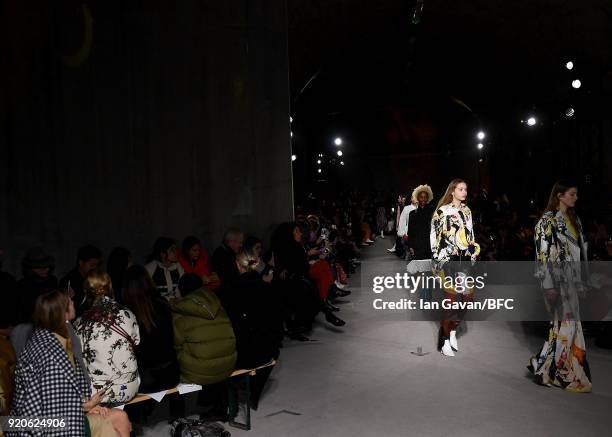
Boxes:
[544,180,579,231]
[436,179,467,209]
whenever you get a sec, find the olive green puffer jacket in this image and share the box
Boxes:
[171,287,236,385]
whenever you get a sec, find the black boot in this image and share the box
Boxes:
[324,309,346,327]
[324,299,340,312]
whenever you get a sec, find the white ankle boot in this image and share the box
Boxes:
[441,339,455,357]
[449,330,458,351]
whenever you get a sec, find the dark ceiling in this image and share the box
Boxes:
[288,0,612,113]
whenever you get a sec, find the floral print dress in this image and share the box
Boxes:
[529,210,592,393]
[74,296,141,404]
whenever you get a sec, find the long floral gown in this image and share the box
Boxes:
[530,210,592,393]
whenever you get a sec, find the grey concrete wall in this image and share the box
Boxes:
[0,1,293,276]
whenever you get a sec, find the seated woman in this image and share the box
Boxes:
[178,236,220,289]
[171,273,236,385]
[271,222,345,338]
[75,269,141,405]
[220,250,282,369]
[10,289,131,436]
[106,247,132,302]
[121,264,180,393]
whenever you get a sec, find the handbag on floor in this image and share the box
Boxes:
[170,418,231,437]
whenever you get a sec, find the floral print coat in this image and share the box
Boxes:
[74,296,141,404]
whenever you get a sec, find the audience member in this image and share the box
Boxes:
[75,269,140,405]
[211,228,244,287]
[178,236,220,289]
[60,244,103,315]
[107,247,132,301]
[171,273,236,385]
[122,265,180,393]
[16,247,58,324]
[10,289,131,436]
[145,237,184,300]
[0,250,17,333]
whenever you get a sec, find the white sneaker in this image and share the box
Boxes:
[387,248,396,253]
[366,239,374,244]
[334,280,346,290]
[441,339,455,357]
[380,233,385,239]
[449,330,458,351]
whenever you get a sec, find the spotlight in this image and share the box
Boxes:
[317,168,322,173]
[334,137,343,146]
[290,131,293,137]
[477,143,484,150]
[391,207,395,213]
[566,61,574,70]
[478,158,483,163]
[477,131,485,140]
[291,154,297,161]
[318,153,323,157]
[290,116,293,123]
[337,150,343,157]
[527,117,537,126]
[317,159,321,164]
[340,161,345,166]
[565,107,575,118]
[572,79,581,89]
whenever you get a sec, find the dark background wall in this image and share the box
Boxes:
[0,0,294,275]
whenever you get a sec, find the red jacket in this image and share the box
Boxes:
[178,251,220,289]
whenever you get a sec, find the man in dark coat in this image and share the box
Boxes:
[211,228,244,287]
[59,244,102,315]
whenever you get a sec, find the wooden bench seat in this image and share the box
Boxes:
[120,359,277,431]
[124,359,276,405]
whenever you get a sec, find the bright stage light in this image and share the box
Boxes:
[477,143,484,149]
[565,107,575,118]
[340,161,345,166]
[334,137,343,146]
[317,168,322,173]
[572,79,581,89]
[566,61,574,70]
[291,154,297,161]
[317,159,321,164]
[337,150,343,157]
[477,131,485,140]
[527,117,537,126]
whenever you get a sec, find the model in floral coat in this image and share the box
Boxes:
[430,179,480,357]
[528,181,592,393]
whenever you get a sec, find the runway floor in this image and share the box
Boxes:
[144,240,612,437]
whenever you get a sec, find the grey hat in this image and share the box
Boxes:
[22,246,55,269]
